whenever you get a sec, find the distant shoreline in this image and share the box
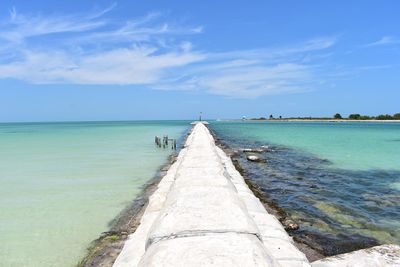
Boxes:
[219,119,400,123]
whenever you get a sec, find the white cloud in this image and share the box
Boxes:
[87,2,118,19]
[210,37,337,60]
[155,37,336,98]
[364,36,400,47]
[0,7,336,98]
[0,47,205,84]
[1,8,106,43]
[200,64,312,98]
[155,62,315,98]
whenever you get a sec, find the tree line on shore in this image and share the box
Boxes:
[333,113,400,120]
[250,113,400,120]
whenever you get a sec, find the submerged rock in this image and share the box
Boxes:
[262,145,275,152]
[246,155,264,162]
[243,148,264,153]
[282,218,300,231]
[243,146,273,153]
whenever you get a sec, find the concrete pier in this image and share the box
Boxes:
[113,122,309,266]
[112,122,399,266]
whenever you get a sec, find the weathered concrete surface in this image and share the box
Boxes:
[311,244,400,267]
[113,122,399,266]
[140,233,277,267]
[113,122,309,266]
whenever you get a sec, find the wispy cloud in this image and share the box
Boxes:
[87,2,118,19]
[364,36,400,47]
[0,48,205,84]
[0,6,336,98]
[155,37,336,98]
[1,7,107,44]
[196,63,313,98]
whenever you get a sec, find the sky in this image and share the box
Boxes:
[0,0,399,122]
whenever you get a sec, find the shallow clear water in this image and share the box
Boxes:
[0,121,188,267]
[210,121,400,255]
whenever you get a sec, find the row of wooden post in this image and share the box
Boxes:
[155,135,177,150]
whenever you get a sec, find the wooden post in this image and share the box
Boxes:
[156,136,175,150]
[155,136,161,148]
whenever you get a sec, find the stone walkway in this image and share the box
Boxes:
[112,122,399,267]
[113,122,308,266]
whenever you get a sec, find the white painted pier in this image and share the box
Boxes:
[113,122,400,267]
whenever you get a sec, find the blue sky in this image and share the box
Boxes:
[0,0,399,122]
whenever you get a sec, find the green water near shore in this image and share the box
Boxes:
[0,121,188,267]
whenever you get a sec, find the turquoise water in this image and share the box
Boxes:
[210,121,400,255]
[212,121,400,171]
[0,121,188,267]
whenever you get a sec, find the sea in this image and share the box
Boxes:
[0,121,189,267]
[1,120,399,266]
[209,120,400,255]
